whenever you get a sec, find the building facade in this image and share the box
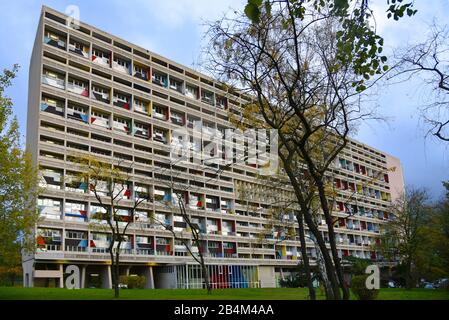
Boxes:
[23,6,405,289]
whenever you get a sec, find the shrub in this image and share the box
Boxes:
[351,275,379,300]
[119,275,146,289]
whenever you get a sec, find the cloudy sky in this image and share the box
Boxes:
[1,0,448,199]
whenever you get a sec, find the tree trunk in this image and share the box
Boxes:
[114,252,120,298]
[316,180,350,300]
[297,213,316,300]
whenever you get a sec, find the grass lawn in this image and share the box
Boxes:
[0,287,448,300]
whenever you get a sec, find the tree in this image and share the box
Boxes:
[415,181,449,281]
[74,155,149,298]
[206,0,415,300]
[0,65,39,277]
[377,187,429,289]
[392,24,449,142]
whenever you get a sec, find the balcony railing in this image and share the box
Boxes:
[44,36,66,50]
[67,83,89,97]
[42,75,65,90]
[68,43,89,58]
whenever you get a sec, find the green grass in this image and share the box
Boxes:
[0,287,448,300]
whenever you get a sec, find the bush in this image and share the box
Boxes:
[119,275,146,289]
[351,275,379,300]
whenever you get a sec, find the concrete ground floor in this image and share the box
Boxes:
[22,259,299,289]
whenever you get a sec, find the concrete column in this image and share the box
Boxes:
[102,265,112,289]
[143,266,154,289]
[59,264,64,288]
[80,265,86,289]
[125,266,131,276]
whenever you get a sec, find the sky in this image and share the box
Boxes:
[0,0,448,200]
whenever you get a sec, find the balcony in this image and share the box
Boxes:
[153,129,168,144]
[201,91,215,106]
[90,112,110,129]
[68,40,89,58]
[113,93,131,110]
[169,78,183,93]
[152,71,167,87]
[44,32,66,50]
[67,104,89,123]
[134,123,150,139]
[134,99,150,114]
[170,112,184,126]
[92,49,110,67]
[40,100,64,117]
[91,86,110,104]
[42,73,65,90]
[134,64,150,81]
[67,79,89,97]
[112,57,131,75]
[185,84,199,100]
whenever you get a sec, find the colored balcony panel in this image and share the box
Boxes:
[136,236,154,255]
[64,201,88,222]
[67,103,89,123]
[68,36,89,58]
[112,54,131,75]
[90,233,111,253]
[65,230,88,252]
[152,70,168,87]
[40,95,64,117]
[92,47,111,67]
[134,97,151,115]
[36,228,62,252]
[42,68,65,90]
[44,28,66,50]
[64,171,88,193]
[91,84,110,104]
[113,90,131,110]
[39,168,63,190]
[113,116,132,134]
[90,110,110,129]
[67,76,89,97]
[133,63,150,81]
[37,197,62,220]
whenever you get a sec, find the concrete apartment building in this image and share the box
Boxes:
[23,6,405,289]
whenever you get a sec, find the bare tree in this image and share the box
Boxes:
[74,155,148,298]
[204,4,381,299]
[392,23,449,142]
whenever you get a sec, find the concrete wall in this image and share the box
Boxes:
[258,266,276,288]
[386,154,406,203]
